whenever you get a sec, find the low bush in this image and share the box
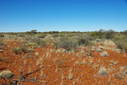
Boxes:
[0,40,6,50]
[0,34,4,37]
[77,34,93,46]
[13,47,23,54]
[55,37,79,51]
[112,33,127,52]
[13,46,34,54]
[36,39,47,47]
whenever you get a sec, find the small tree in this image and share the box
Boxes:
[103,29,115,39]
[26,29,38,34]
[30,29,37,34]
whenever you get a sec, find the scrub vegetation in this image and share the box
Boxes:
[0,29,127,85]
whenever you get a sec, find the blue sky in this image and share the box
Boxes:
[0,0,127,32]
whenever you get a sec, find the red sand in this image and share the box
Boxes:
[0,40,127,85]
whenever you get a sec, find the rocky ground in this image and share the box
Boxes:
[0,40,127,85]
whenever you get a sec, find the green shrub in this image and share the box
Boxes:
[13,46,33,54]
[0,34,4,37]
[0,40,6,50]
[13,47,23,54]
[77,34,93,46]
[90,29,115,39]
[36,39,47,47]
[37,34,46,38]
[55,37,79,51]
[24,42,38,48]
[113,34,127,52]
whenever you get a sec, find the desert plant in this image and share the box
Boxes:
[24,42,38,48]
[55,37,79,51]
[0,40,6,50]
[77,34,93,46]
[113,33,127,52]
[13,46,33,54]
[0,70,14,79]
[0,34,4,37]
[36,39,47,47]
[43,34,56,45]
[13,47,23,54]
[103,30,115,39]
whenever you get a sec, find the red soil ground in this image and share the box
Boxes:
[0,40,127,85]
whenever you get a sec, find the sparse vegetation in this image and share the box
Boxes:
[0,30,127,85]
